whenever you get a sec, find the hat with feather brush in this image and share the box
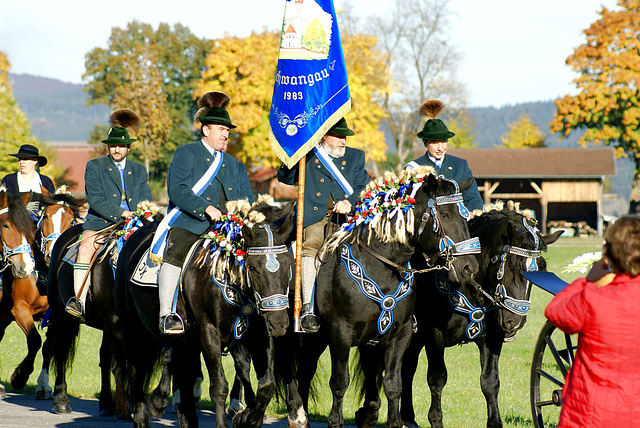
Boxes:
[416,100,455,141]
[101,108,141,145]
[194,91,236,129]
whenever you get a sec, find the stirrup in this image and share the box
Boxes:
[65,297,84,319]
[300,310,320,333]
[160,313,185,335]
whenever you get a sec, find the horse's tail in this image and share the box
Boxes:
[46,314,81,377]
[351,347,384,403]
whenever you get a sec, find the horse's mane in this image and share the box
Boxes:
[471,202,548,271]
[39,191,87,212]
[321,166,438,255]
[195,195,277,290]
[6,194,36,245]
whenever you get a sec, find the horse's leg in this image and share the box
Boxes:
[425,330,447,428]
[0,320,10,397]
[35,334,53,400]
[49,315,80,414]
[97,334,115,416]
[296,331,328,411]
[327,333,352,428]
[200,325,229,428]
[172,343,200,428]
[233,335,277,428]
[478,332,505,428]
[400,331,425,428]
[354,346,382,428]
[9,301,42,390]
[148,345,172,418]
[381,325,414,428]
[228,343,254,418]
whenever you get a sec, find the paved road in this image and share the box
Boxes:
[0,392,330,428]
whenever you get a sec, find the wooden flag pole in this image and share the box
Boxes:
[293,155,306,333]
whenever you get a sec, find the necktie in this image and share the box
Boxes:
[118,164,129,210]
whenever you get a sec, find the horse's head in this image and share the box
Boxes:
[242,199,295,337]
[37,188,86,264]
[413,173,479,287]
[0,190,35,278]
[473,210,562,337]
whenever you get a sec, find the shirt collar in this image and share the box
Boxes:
[427,153,444,167]
[16,172,43,193]
[110,157,127,170]
[201,139,218,156]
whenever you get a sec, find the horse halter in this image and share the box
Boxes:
[245,224,290,313]
[0,207,34,271]
[487,217,541,316]
[419,178,480,270]
[36,201,75,255]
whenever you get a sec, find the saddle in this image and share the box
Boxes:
[130,239,202,288]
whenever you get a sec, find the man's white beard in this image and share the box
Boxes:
[325,146,345,158]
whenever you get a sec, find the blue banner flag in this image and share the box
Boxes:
[269,0,351,168]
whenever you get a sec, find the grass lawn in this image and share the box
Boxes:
[0,236,601,427]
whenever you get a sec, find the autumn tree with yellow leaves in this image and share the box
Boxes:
[551,0,640,178]
[195,30,389,169]
[500,114,546,148]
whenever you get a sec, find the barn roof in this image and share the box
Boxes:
[439,147,617,179]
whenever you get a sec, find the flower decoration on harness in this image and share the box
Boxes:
[341,174,425,233]
[114,207,155,254]
[202,212,254,269]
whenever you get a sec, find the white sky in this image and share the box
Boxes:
[0,0,618,108]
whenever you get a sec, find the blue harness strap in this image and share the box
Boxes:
[339,243,413,334]
[433,271,486,340]
[211,273,256,340]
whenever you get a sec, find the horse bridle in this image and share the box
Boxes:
[245,224,291,313]
[483,217,541,316]
[36,201,77,255]
[0,207,34,272]
[418,178,481,270]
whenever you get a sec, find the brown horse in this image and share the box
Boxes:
[0,189,48,397]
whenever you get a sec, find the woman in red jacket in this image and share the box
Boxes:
[545,215,640,428]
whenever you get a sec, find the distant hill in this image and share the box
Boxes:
[9,73,634,208]
[9,73,109,142]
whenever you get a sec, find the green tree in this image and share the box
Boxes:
[196,30,389,169]
[550,1,640,176]
[500,114,546,148]
[83,20,214,192]
[303,19,329,52]
[0,51,69,186]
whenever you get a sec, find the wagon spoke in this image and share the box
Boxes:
[536,368,564,388]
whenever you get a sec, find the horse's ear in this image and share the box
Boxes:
[541,229,563,245]
[458,177,474,193]
[40,185,50,197]
[21,191,32,207]
[426,173,438,191]
[276,201,296,245]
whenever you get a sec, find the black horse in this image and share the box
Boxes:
[279,169,481,428]
[115,197,295,428]
[44,204,158,417]
[400,208,563,428]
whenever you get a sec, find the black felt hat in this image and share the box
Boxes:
[9,144,48,166]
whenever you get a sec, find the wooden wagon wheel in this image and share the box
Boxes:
[530,320,576,428]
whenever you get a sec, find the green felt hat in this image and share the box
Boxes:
[417,118,455,141]
[328,117,355,137]
[101,126,137,145]
[198,106,237,129]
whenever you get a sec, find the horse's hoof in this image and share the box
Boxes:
[0,384,6,399]
[35,389,53,400]
[9,370,28,390]
[114,412,133,421]
[232,408,250,428]
[403,421,421,428]
[53,403,72,414]
[100,408,114,417]
[148,402,165,419]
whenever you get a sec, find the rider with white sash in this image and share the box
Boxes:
[155,92,254,335]
[277,117,370,332]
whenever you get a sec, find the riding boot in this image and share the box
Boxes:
[158,262,184,334]
[65,262,90,319]
[300,256,320,333]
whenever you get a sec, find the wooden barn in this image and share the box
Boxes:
[443,147,617,236]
